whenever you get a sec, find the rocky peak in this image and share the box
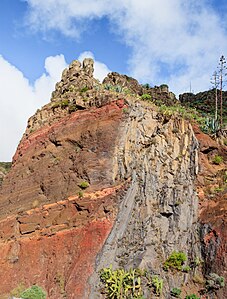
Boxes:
[51,58,98,102]
[0,57,226,298]
[103,72,143,95]
[21,58,179,142]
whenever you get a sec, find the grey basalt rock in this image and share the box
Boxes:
[103,72,143,95]
[83,58,94,77]
[89,101,201,298]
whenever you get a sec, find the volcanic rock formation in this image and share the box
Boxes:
[0,58,226,299]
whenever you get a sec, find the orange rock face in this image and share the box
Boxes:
[0,219,113,298]
[0,98,126,297]
[0,100,126,219]
[0,187,120,298]
[194,125,227,298]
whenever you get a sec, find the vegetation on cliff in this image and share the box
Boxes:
[0,162,11,186]
[10,284,46,299]
[0,58,226,299]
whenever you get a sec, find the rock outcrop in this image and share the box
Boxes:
[89,106,200,298]
[0,59,226,299]
[179,89,227,126]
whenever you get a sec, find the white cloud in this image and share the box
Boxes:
[0,55,66,161]
[0,55,35,161]
[33,54,68,106]
[24,0,113,38]
[0,52,110,161]
[25,0,227,94]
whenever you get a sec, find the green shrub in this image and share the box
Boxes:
[160,84,169,89]
[185,295,200,299]
[163,251,187,271]
[100,265,144,298]
[152,275,163,295]
[60,100,69,108]
[52,100,69,109]
[80,86,89,93]
[0,162,12,173]
[201,117,220,134]
[141,94,152,100]
[142,83,150,89]
[103,83,112,90]
[213,155,223,165]
[171,287,181,297]
[68,104,77,113]
[114,85,122,93]
[159,104,188,117]
[78,181,89,189]
[122,88,132,95]
[213,186,224,193]
[20,285,46,299]
[51,102,61,109]
[78,191,84,198]
[206,273,225,290]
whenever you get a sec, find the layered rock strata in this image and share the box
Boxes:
[0,58,225,298]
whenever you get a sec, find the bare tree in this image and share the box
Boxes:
[218,55,227,128]
[210,71,219,121]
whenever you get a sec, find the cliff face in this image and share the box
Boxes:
[0,59,226,299]
[193,126,227,298]
[89,104,200,298]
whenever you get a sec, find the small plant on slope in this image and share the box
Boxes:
[163,251,187,271]
[171,287,182,298]
[185,294,200,299]
[152,275,163,295]
[78,191,84,198]
[213,155,223,165]
[206,272,225,290]
[99,265,144,298]
[78,181,89,189]
[20,285,46,299]
[142,83,150,89]
[141,94,152,100]
[80,86,89,93]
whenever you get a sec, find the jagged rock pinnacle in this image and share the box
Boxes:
[83,58,94,77]
[51,58,97,102]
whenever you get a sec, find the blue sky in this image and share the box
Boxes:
[0,0,129,82]
[0,0,227,161]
